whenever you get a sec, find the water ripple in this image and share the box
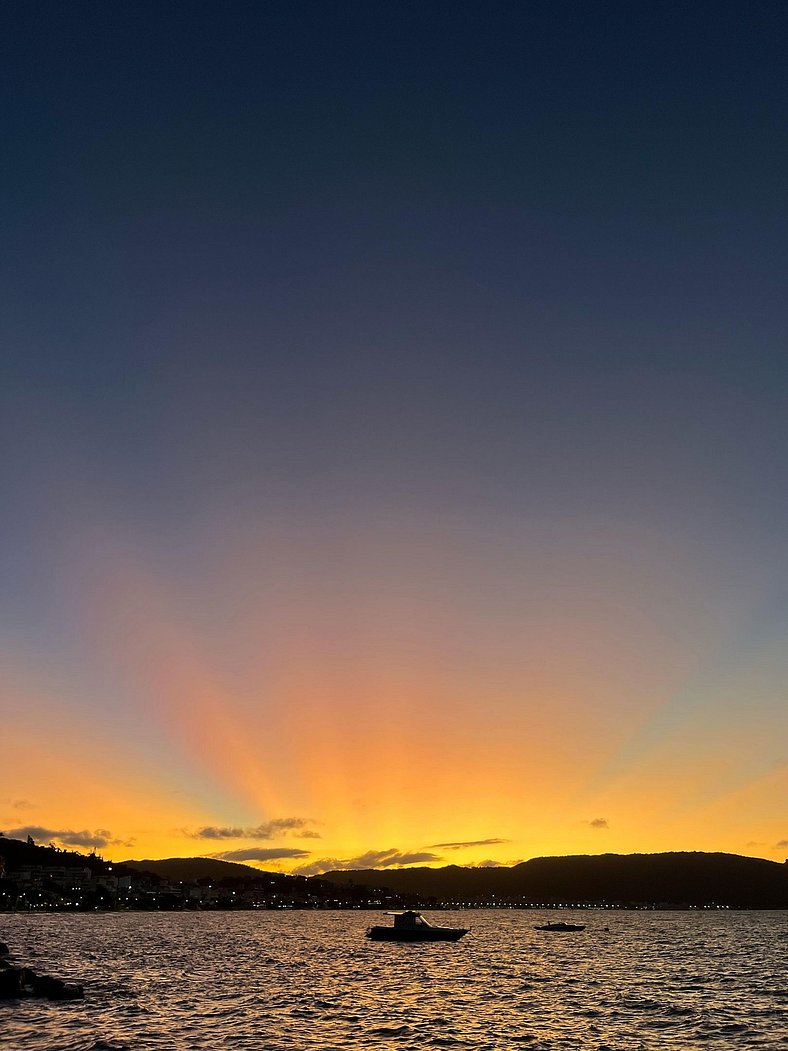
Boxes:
[1,910,786,1049]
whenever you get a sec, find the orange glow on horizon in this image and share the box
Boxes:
[3,518,785,871]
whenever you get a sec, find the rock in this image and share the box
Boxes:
[0,967,24,998]
[51,982,84,1000]
[32,974,65,996]
[31,973,84,1000]
[0,946,84,1000]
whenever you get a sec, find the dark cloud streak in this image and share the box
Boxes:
[188,818,319,840]
[6,826,116,849]
[210,847,311,862]
[293,848,442,877]
[429,838,509,849]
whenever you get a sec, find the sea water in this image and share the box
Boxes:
[1,909,786,1050]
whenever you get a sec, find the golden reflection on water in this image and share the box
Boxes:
[2,910,786,1050]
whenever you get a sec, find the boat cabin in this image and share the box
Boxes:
[392,911,432,929]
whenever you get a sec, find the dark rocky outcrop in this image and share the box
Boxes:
[0,944,83,1000]
[0,966,25,998]
[30,972,84,999]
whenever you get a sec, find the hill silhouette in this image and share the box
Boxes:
[6,838,786,908]
[121,857,266,882]
[0,835,112,875]
[0,839,268,885]
[322,852,788,908]
[120,857,341,898]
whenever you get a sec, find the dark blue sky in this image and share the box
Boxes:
[4,1,787,543]
[5,1,787,378]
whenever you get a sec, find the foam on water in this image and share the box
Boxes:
[1,910,786,1050]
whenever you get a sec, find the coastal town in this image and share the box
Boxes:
[0,835,403,912]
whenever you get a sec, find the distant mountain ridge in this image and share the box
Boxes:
[121,857,266,882]
[5,840,787,907]
[321,852,788,908]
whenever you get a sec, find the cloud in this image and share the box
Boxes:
[429,838,509,849]
[12,800,37,811]
[346,849,442,868]
[293,848,442,877]
[187,817,318,840]
[210,847,311,863]
[193,826,245,839]
[775,839,788,849]
[6,826,115,849]
[587,818,609,830]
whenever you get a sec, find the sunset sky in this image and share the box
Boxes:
[2,2,786,873]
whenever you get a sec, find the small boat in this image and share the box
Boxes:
[534,920,586,932]
[366,910,469,942]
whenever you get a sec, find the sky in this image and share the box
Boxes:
[1,1,786,874]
